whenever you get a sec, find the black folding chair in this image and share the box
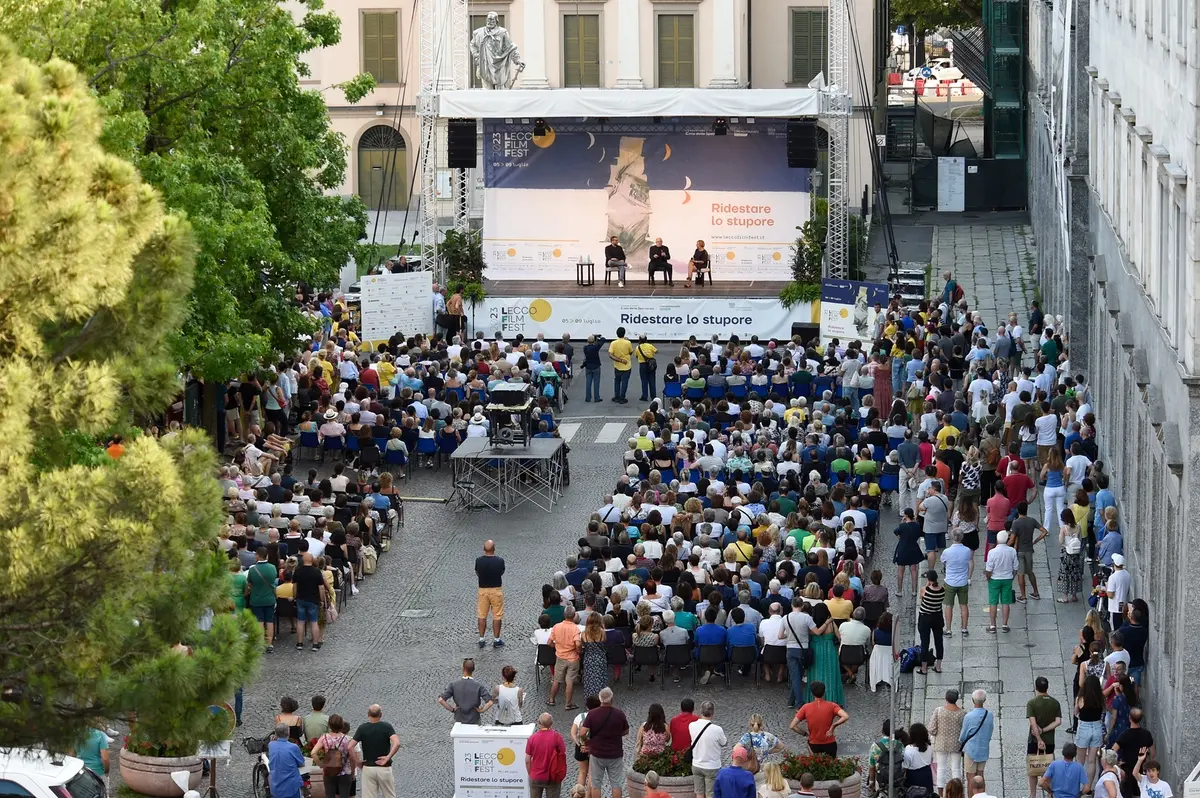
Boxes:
[605,643,629,679]
[534,644,558,692]
[662,644,695,689]
[761,643,788,682]
[729,646,759,688]
[630,646,661,687]
[863,600,886,629]
[697,644,728,687]
[839,644,867,686]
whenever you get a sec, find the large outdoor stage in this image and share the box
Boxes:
[449,437,566,514]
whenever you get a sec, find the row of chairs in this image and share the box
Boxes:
[662,375,843,402]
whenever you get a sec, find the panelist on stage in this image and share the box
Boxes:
[648,238,673,286]
[604,235,627,287]
[685,239,710,287]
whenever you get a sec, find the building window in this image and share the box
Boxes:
[362,11,400,84]
[657,14,695,88]
[791,9,829,85]
[469,14,505,88]
[358,125,407,211]
[1175,196,1187,349]
[563,14,601,87]
[1158,181,1170,314]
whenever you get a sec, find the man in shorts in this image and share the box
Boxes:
[474,539,506,648]
[548,606,582,709]
[1009,502,1048,602]
[917,480,951,570]
[940,530,972,635]
[246,547,279,651]
[984,531,1018,632]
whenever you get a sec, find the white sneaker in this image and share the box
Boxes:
[351,585,360,595]
[618,281,625,287]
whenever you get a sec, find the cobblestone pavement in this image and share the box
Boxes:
[932,224,1037,331]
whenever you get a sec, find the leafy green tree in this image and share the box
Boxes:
[891,0,979,68]
[0,39,258,753]
[2,0,377,382]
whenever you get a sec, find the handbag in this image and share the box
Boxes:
[1026,753,1053,777]
[742,739,760,775]
[786,616,815,667]
[639,345,658,372]
[547,737,567,783]
[326,601,339,623]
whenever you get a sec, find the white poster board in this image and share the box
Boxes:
[359,271,434,341]
[937,157,966,212]
[477,295,814,341]
[451,722,534,798]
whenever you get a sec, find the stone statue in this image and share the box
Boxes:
[470,12,525,89]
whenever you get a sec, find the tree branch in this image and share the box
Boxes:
[88,25,179,89]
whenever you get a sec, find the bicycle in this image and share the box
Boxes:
[243,736,272,798]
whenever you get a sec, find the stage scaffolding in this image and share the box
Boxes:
[449,437,566,514]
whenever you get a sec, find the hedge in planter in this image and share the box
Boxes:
[627,751,695,798]
[781,752,863,798]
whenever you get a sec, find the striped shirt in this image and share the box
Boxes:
[919,584,946,615]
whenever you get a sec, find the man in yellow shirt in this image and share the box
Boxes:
[633,333,658,402]
[607,326,634,404]
[376,355,397,397]
[936,416,961,450]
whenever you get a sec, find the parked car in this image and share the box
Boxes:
[904,58,962,82]
[0,749,105,798]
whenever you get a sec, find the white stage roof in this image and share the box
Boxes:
[436,88,821,119]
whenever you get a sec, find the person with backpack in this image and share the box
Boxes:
[942,271,962,312]
[310,715,360,798]
[868,720,906,797]
[635,334,658,402]
[525,713,567,798]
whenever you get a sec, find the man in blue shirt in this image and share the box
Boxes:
[1092,474,1117,540]
[1097,526,1124,567]
[725,607,758,675]
[369,485,390,513]
[959,689,995,778]
[268,723,306,798]
[712,745,756,798]
[694,606,728,684]
[1039,743,1088,798]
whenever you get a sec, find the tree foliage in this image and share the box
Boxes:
[0,39,258,753]
[890,0,979,43]
[2,0,376,381]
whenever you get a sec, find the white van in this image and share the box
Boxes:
[0,749,105,798]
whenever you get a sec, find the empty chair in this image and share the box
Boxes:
[663,381,683,398]
[685,386,705,401]
[534,644,557,691]
[321,435,344,462]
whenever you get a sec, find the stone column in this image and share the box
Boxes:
[707,0,739,87]
[614,0,645,88]
[520,0,551,87]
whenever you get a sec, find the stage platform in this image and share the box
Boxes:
[448,437,566,514]
[483,278,790,299]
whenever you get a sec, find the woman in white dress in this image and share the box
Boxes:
[493,665,525,726]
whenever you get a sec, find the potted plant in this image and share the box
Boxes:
[780,752,862,798]
[626,750,696,798]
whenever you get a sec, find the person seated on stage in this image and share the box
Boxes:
[605,235,628,287]
[684,240,711,287]
[648,238,674,286]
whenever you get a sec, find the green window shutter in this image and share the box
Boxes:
[658,15,695,88]
[791,9,828,84]
[363,12,381,82]
[379,12,399,84]
[564,15,600,87]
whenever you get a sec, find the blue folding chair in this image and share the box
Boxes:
[888,436,904,452]
[729,383,748,399]
[664,381,683,399]
[539,413,556,431]
[321,436,344,462]
[346,435,361,455]
[707,384,724,400]
[873,446,887,463]
[685,387,705,401]
[445,387,465,403]
[437,434,459,468]
[385,448,408,482]
[813,375,834,398]
[879,472,899,493]
[375,437,390,454]
[416,437,437,459]
[298,431,320,461]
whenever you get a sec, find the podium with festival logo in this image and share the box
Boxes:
[450,722,535,798]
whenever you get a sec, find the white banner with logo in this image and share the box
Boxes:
[476,295,816,341]
[450,723,534,798]
[359,271,433,340]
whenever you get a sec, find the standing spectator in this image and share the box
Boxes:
[581,687,630,798]
[790,681,849,756]
[917,571,946,674]
[893,508,924,597]
[1112,707,1154,775]
[735,714,784,770]
[918,481,951,570]
[984,532,1018,633]
[634,704,671,756]
[1094,750,1121,798]
[929,690,965,793]
[712,745,756,798]
[1132,751,1172,798]
[608,327,634,404]
[437,658,494,724]
[669,699,700,752]
[71,728,109,781]
[247,547,278,651]
[689,701,728,798]
[1056,508,1085,603]
[353,705,400,798]
[1027,676,1063,798]
[959,690,994,779]
[310,715,360,798]
[526,713,567,798]
[475,540,507,648]
[583,335,604,402]
[902,724,934,796]
[635,334,658,402]
[291,552,326,651]
[549,606,583,710]
[304,696,330,743]
[1104,555,1131,631]
[1039,743,1088,798]
[941,531,972,635]
[1073,676,1106,787]
[1116,607,1149,685]
[1010,503,1048,603]
[268,722,306,798]
[494,665,525,726]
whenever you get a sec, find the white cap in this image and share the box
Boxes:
[1112,554,1125,566]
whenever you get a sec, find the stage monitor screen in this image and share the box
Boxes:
[482,121,810,281]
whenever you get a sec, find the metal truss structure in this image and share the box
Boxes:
[449,438,567,513]
[823,0,853,280]
[417,0,471,282]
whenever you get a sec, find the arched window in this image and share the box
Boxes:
[357,125,407,210]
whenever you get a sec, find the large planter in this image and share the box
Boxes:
[626,768,696,798]
[303,758,325,798]
[118,749,203,797]
[787,772,862,798]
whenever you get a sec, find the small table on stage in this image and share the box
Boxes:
[576,257,595,287]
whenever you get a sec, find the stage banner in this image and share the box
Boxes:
[360,271,434,340]
[477,295,817,341]
[482,121,809,280]
[819,278,889,344]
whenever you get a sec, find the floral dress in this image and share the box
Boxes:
[639,727,669,756]
[581,640,609,700]
[737,730,781,765]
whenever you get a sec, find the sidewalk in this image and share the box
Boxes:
[905,222,1080,798]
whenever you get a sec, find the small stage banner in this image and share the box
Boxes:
[360,271,433,340]
[478,295,814,341]
[819,278,889,345]
[482,120,809,281]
